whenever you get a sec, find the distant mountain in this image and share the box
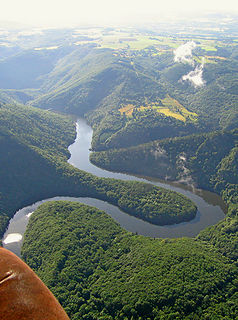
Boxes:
[0,47,74,89]
[30,47,166,113]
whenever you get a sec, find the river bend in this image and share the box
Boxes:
[3,118,226,256]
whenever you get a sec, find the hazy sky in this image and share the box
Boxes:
[1,0,238,27]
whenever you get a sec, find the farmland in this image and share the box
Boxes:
[119,95,198,122]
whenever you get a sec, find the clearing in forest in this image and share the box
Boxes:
[119,95,198,122]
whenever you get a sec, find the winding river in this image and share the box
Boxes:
[3,118,226,256]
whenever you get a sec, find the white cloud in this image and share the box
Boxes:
[174,41,197,65]
[182,64,205,87]
[175,42,205,87]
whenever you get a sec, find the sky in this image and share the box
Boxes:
[1,0,238,27]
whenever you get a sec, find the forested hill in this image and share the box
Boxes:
[91,128,238,201]
[0,26,237,320]
[22,201,238,319]
[0,102,75,236]
[30,48,166,115]
[28,46,238,128]
[0,102,75,158]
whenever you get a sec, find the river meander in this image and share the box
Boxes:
[3,118,226,256]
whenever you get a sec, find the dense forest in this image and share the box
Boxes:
[22,201,238,319]
[0,102,75,236]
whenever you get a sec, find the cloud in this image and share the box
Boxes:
[174,41,197,65]
[174,42,205,87]
[182,63,205,87]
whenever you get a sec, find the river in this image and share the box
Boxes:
[3,118,226,256]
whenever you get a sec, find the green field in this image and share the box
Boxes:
[73,29,229,56]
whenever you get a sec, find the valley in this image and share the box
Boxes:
[0,16,237,319]
[3,118,226,258]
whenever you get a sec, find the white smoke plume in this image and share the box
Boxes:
[174,41,196,65]
[174,42,206,88]
[182,63,205,87]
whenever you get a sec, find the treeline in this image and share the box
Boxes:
[22,201,238,319]
[0,102,197,242]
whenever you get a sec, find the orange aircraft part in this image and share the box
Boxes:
[0,247,70,320]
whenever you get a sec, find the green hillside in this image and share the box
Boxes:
[29,48,199,150]
[91,129,238,189]
[30,48,169,121]
[22,201,238,320]
[0,102,75,236]
[164,60,238,131]
[0,26,237,320]
[91,129,238,204]
[25,45,237,150]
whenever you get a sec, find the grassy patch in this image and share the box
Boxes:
[119,95,198,122]
[118,104,135,116]
[95,34,184,51]
[158,108,185,121]
[161,95,198,121]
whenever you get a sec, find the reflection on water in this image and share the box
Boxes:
[3,233,23,244]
